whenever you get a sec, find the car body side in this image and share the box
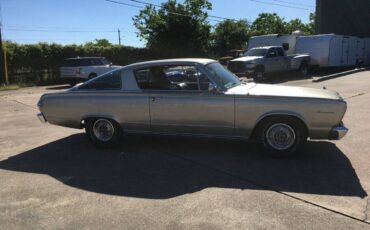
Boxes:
[39,59,346,141]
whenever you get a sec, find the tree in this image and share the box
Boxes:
[84,39,112,47]
[250,13,288,36]
[133,0,212,57]
[212,19,250,57]
[307,13,316,35]
[286,18,308,34]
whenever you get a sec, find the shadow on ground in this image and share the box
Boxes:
[0,134,366,199]
[45,85,71,90]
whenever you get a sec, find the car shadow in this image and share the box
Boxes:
[0,134,366,199]
[45,85,71,90]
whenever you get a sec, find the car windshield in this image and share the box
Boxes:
[244,48,267,57]
[205,62,241,90]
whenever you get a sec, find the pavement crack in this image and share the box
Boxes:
[345,93,366,99]
[10,99,38,110]
[163,151,370,225]
[365,196,370,223]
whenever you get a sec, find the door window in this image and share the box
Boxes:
[266,49,277,58]
[276,48,285,57]
[134,65,209,91]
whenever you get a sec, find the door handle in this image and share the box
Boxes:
[151,96,162,102]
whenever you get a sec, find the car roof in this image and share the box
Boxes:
[64,57,106,60]
[250,46,281,49]
[124,58,217,69]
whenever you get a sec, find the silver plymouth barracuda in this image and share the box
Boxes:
[37,58,348,156]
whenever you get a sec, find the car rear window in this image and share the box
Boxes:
[78,69,122,90]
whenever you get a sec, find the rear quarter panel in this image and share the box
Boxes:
[40,91,150,131]
[234,95,346,139]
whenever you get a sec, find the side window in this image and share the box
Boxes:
[134,65,209,91]
[282,43,289,51]
[78,69,122,90]
[277,48,285,57]
[79,59,91,66]
[62,59,79,67]
[91,59,104,66]
[266,48,277,58]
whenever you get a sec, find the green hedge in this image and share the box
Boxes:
[3,42,168,85]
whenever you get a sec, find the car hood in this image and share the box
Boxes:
[226,83,342,100]
[230,56,263,62]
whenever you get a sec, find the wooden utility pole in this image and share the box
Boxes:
[118,29,121,45]
[0,23,5,84]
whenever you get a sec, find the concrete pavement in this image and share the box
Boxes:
[0,72,370,229]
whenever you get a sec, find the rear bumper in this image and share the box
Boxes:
[328,122,348,140]
[37,113,47,123]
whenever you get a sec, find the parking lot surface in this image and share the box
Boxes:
[1,71,370,229]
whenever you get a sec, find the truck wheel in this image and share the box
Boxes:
[253,68,265,82]
[257,117,307,157]
[85,118,122,148]
[298,63,309,77]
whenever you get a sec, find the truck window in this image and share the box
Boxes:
[266,49,277,58]
[282,43,289,51]
[277,48,285,57]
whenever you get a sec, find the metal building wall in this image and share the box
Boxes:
[316,0,370,37]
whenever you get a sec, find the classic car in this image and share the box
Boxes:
[37,58,348,156]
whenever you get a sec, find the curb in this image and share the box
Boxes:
[312,68,368,82]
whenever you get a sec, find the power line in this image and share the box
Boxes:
[129,0,233,21]
[251,0,313,11]
[3,28,117,33]
[106,0,225,22]
[271,0,315,8]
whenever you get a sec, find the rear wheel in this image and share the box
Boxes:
[256,117,307,157]
[85,118,122,148]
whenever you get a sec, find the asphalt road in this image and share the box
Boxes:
[0,71,370,229]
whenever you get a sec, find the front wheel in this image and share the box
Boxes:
[253,68,265,82]
[298,63,309,77]
[257,118,307,157]
[85,118,122,148]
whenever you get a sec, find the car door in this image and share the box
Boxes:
[133,64,235,136]
[265,48,279,72]
[276,47,289,71]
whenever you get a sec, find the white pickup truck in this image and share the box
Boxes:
[227,46,310,82]
[60,57,121,85]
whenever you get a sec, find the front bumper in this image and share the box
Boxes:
[328,122,348,140]
[37,113,47,123]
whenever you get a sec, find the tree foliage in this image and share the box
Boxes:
[133,0,212,57]
[212,19,250,57]
[250,13,315,36]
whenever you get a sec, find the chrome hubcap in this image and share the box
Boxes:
[93,119,114,142]
[266,123,296,150]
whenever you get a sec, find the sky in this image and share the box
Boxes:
[0,0,316,47]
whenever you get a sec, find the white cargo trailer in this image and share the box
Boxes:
[365,38,370,66]
[295,34,362,67]
[247,34,300,55]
